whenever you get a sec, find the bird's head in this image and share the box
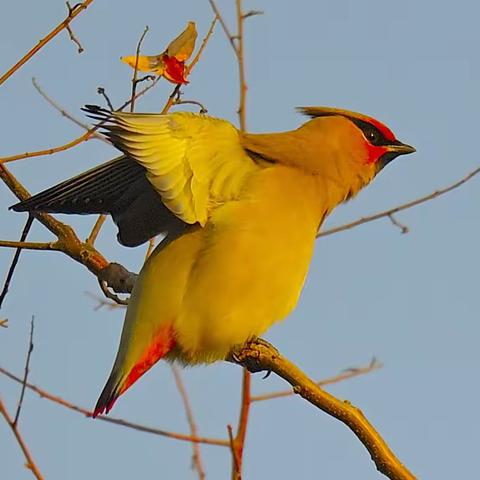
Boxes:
[296,106,415,190]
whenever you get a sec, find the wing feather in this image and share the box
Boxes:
[84,106,259,225]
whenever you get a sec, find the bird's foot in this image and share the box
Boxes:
[97,262,138,294]
[227,337,279,374]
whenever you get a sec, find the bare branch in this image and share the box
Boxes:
[227,424,241,480]
[230,339,415,480]
[0,0,94,87]
[251,358,382,402]
[0,366,230,447]
[185,16,218,76]
[13,317,35,426]
[171,366,206,480]
[318,166,480,238]
[207,0,238,54]
[243,10,264,19]
[0,215,34,308]
[32,77,106,141]
[65,2,85,53]
[86,215,107,246]
[0,397,44,480]
[0,240,60,251]
[174,99,208,113]
[388,214,409,234]
[0,78,160,165]
[130,26,150,113]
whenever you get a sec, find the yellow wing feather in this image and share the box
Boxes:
[105,112,259,225]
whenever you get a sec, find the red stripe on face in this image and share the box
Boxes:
[364,142,389,165]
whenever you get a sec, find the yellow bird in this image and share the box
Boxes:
[12,105,415,416]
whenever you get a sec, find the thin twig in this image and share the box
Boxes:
[227,424,241,480]
[0,0,94,87]
[32,77,106,142]
[236,0,247,131]
[0,366,229,447]
[185,16,218,76]
[84,291,126,311]
[0,397,44,480]
[388,214,409,234]
[207,0,238,54]
[65,2,85,53]
[130,26,150,113]
[0,240,60,251]
[145,237,156,259]
[0,78,160,165]
[174,99,208,113]
[0,215,34,308]
[318,166,480,238]
[171,366,206,480]
[13,317,35,426]
[86,215,107,245]
[97,87,114,110]
[251,358,382,402]
[230,339,415,480]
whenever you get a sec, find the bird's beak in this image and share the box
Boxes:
[386,141,416,156]
[378,141,416,170]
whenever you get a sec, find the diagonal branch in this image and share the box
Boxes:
[251,358,382,402]
[230,339,415,480]
[318,165,480,238]
[0,397,44,480]
[0,366,229,447]
[13,317,35,426]
[0,0,95,87]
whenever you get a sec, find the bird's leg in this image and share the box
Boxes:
[227,337,279,375]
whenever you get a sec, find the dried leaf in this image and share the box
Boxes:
[120,22,197,85]
[121,55,165,76]
[166,21,197,61]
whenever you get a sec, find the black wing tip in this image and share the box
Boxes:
[10,200,31,212]
[82,104,114,124]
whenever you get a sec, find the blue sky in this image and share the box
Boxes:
[1,1,479,479]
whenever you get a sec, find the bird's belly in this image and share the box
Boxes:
[175,174,323,363]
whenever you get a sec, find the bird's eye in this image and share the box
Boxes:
[367,129,380,143]
[350,118,388,146]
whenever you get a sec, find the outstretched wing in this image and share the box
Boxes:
[84,105,259,226]
[10,156,187,247]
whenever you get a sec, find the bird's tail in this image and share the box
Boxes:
[93,324,176,417]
